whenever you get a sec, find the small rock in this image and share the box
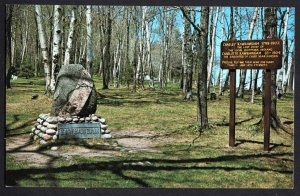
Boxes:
[33,135,39,141]
[101,133,112,139]
[73,118,79,122]
[104,142,110,146]
[66,117,72,122]
[91,116,98,121]
[31,128,36,132]
[58,117,65,122]
[40,126,47,132]
[39,140,47,145]
[39,114,44,118]
[114,146,121,150]
[29,133,34,137]
[37,118,43,124]
[101,124,108,130]
[52,135,58,140]
[37,125,42,130]
[99,118,106,124]
[35,123,39,127]
[38,132,44,138]
[100,129,105,134]
[43,121,49,126]
[79,118,85,122]
[46,117,58,124]
[47,124,57,129]
[131,162,137,166]
[46,129,57,135]
[51,146,58,151]
[112,143,118,147]
[137,162,144,166]
[43,134,52,141]
[85,117,91,121]
[123,163,130,166]
[145,161,152,165]
[34,129,40,135]
[105,129,111,134]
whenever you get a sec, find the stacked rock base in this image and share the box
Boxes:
[30,113,112,145]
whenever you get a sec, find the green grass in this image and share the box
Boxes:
[5,76,294,188]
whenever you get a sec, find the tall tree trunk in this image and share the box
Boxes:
[182,7,193,100]
[197,7,209,128]
[102,7,112,89]
[237,7,259,98]
[136,6,147,90]
[262,7,282,129]
[64,6,77,65]
[6,5,13,88]
[86,5,93,76]
[218,7,225,96]
[283,45,294,93]
[49,5,62,94]
[207,7,219,91]
[35,5,51,93]
[278,8,290,94]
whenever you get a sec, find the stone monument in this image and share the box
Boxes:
[30,64,112,145]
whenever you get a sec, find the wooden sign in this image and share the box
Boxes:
[58,123,101,139]
[220,38,283,151]
[221,39,282,69]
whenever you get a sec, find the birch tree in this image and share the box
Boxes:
[86,5,93,76]
[237,7,259,98]
[283,44,294,93]
[35,5,51,93]
[49,5,62,94]
[64,6,78,65]
[207,7,219,90]
[218,7,225,96]
[277,7,290,95]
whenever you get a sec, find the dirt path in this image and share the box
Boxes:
[6,130,176,167]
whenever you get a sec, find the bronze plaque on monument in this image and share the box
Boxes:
[221,39,283,69]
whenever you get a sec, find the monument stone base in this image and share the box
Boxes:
[30,113,112,145]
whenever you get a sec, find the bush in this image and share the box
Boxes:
[19,65,35,79]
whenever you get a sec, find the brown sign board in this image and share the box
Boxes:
[221,39,283,69]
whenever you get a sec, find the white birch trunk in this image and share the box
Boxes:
[86,5,93,76]
[277,7,290,92]
[64,6,77,65]
[283,44,294,93]
[237,7,258,98]
[218,7,225,96]
[136,6,147,89]
[35,5,51,92]
[21,9,29,64]
[207,7,219,89]
[49,5,62,94]
[251,8,261,103]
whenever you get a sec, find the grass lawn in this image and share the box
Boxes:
[5,76,294,188]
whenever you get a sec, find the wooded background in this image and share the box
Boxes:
[5,5,295,130]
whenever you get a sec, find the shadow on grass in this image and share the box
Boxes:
[6,139,293,188]
[6,114,36,137]
[235,139,291,151]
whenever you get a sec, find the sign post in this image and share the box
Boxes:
[229,69,236,147]
[221,39,282,151]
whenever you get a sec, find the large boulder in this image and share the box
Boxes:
[51,64,97,117]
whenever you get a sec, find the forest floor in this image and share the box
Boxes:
[5,77,294,188]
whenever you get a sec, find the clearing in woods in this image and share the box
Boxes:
[5,77,294,188]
